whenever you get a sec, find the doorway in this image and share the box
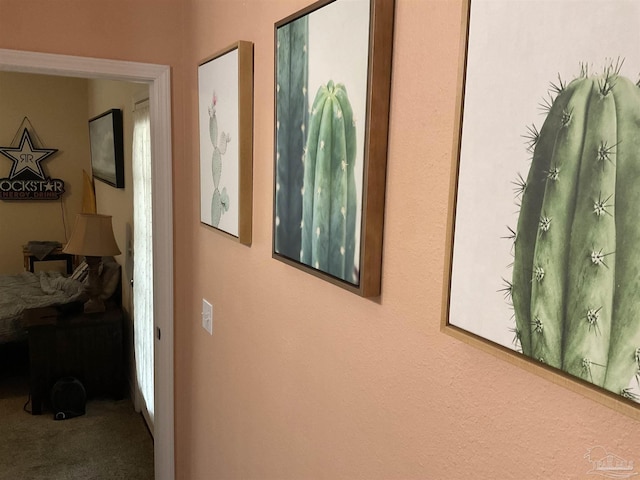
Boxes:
[0,48,175,480]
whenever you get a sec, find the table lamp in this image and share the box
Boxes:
[63,213,121,313]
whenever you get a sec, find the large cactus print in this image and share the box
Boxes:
[301,81,357,283]
[274,16,309,259]
[510,61,640,402]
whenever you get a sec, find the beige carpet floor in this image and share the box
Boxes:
[0,342,154,480]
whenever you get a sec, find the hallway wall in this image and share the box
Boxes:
[2,1,639,479]
[178,1,640,478]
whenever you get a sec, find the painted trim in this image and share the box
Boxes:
[0,48,175,480]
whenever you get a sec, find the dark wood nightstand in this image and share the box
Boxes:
[22,245,75,274]
[23,304,124,415]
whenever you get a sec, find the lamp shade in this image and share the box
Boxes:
[63,213,121,257]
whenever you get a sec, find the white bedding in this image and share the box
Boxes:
[0,271,86,343]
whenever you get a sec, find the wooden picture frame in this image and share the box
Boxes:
[444,0,640,419]
[88,109,124,189]
[198,41,254,245]
[272,0,394,297]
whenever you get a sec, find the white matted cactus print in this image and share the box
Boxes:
[273,0,393,297]
[199,48,240,236]
[447,0,640,406]
[274,0,370,285]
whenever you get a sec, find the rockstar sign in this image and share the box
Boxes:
[0,128,65,200]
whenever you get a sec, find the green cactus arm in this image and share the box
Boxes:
[301,82,358,283]
[221,187,230,211]
[511,66,640,400]
[212,150,222,189]
[211,188,222,227]
[301,85,329,264]
[275,17,309,258]
[209,103,218,146]
[528,78,593,368]
[512,78,586,357]
[328,87,354,279]
[334,84,358,282]
[218,132,230,155]
[512,80,582,355]
[327,83,357,280]
[327,90,349,278]
[604,77,640,395]
[275,23,293,253]
[309,95,335,271]
[562,85,617,386]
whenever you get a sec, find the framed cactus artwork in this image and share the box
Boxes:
[272,0,394,297]
[444,0,640,419]
[198,41,254,245]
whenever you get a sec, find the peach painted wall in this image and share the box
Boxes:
[3,1,640,479]
[0,72,89,274]
[179,1,640,479]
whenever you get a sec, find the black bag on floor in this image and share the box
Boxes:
[51,377,86,420]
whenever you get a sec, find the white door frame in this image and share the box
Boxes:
[0,48,175,480]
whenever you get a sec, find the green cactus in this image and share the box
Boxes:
[301,81,357,283]
[275,16,309,259]
[208,91,230,227]
[211,187,229,228]
[511,61,640,401]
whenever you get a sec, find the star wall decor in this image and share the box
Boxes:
[0,125,65,200]
[0,128,57,180]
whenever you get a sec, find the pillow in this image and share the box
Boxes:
[70,261,89,283]
[99,257,121,300]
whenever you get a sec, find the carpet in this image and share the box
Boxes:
[0,342,154,480]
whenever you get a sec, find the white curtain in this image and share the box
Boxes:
[132,100,154,431]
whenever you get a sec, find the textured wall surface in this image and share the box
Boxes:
[2,0,640,478]
[178,1,640,478]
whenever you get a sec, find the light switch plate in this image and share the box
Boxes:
[202,299,213,335]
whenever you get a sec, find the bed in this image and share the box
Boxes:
[0,257,120,344]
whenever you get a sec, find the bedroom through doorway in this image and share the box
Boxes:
[0,48,175,480]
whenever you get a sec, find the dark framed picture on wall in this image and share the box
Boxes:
[445,0,640,419]
[272,0,395,297]
[88,109,125,189]
[198,40,254,245]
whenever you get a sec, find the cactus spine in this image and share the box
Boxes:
[208,92,231,226]
[274,17,309,259]
[511,62,640,401]
[301,81,357,283]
